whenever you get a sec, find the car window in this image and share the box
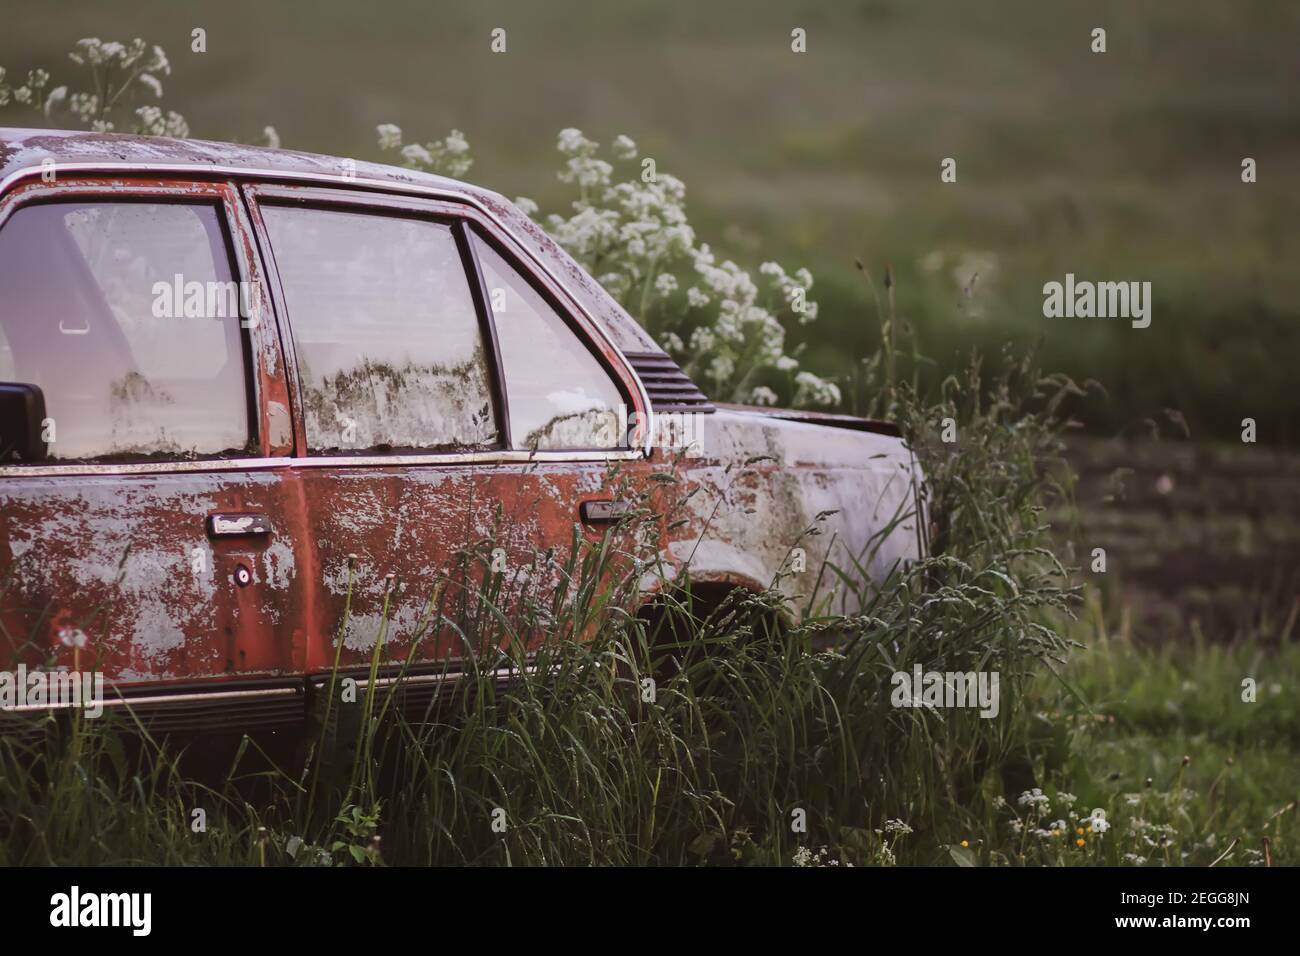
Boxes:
[0,200,252,461]
[472,235,623,450]
[261,206,498,454]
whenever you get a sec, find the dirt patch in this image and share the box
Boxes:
[1056,437,1300,639]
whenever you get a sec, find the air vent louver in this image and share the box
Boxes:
[623,351,715,413]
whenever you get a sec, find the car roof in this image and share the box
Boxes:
[0,126,473,197]
[0,127,662,357]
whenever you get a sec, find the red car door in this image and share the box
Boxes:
[245,184,657,687]
[0,175,308,725]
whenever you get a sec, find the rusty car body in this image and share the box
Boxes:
[0,128,924,731]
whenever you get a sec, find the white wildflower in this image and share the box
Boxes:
[400,144,433,167]
[1018,788,1051,816]
[557,127,594,155]
[611,134,637,160]
[658,332,684,354]
[42,85,68,118]
[150,44,171,76]
[794,371,840,408]
[689,326,716,352]
[443,129,469,155]
[58,627,88,649]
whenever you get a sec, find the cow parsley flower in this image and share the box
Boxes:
[443,129,469,156]
[1018,788,1051,816]
[42,85,67,117]
[611,134,637,160]
[150,44,171,76]
[134,105,165,135]
[557,127,594,155]
[401,144,434,167]
[525,129,831,407]
[58,627,88,649]
[689,326,717,352]
[794,371,840,408]
[686,287,710,309]
[658,332,684,354]
[654,273,678,296]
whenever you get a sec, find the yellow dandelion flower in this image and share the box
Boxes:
[960,840,969,848]
[1076,838,1086,847]
[1076,827,1085,836]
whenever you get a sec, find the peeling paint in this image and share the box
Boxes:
[0,128,924,702]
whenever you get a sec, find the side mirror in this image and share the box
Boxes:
[0,383,48,462]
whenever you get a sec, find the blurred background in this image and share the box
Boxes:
[3,0,1297,633]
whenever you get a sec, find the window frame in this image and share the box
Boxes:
[244,183,640,461]
[0,177,268,469]
[0,164,651,476]
[246,187,510,456]
[465,223,632,453]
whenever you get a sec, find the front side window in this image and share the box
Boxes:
[261,206,497,454]
[472,235,623,450]
[0,200,252,460]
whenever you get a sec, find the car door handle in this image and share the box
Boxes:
[580,499,633,524]
[207,512,274,538]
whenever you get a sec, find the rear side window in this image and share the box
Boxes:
[261,206,498,454]
[0,201,252,461]
[472,235,623,450]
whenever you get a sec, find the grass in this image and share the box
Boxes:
[1,330,1292,867]
[934,591,1300,868]
[0,6,1294,856]
[1,578,1293,866]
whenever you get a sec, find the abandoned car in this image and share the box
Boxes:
[0,128,924,729]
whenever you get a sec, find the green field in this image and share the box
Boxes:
[3,0,1297,442]
[0,2,1294,867]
